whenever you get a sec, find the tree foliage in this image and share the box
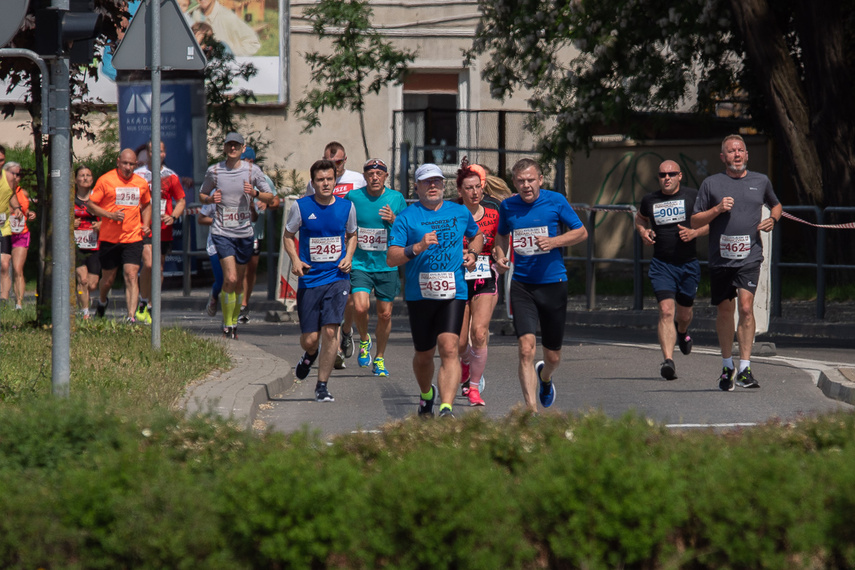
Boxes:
[467,0,855,207]
[295,0,417,160]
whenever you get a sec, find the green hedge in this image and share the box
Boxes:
[1,399,854,568]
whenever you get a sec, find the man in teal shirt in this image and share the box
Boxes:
[340,158,408,376]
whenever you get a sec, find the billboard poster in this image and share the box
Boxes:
[118,80,201,276]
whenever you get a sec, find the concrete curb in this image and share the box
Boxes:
[179,338,294,430]
[818,367,855,406]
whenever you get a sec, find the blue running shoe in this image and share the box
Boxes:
[372,357,389,377]
[357,334,373,367]
[535,360,556,408]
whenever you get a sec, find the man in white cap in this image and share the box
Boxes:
[387,163,484,418]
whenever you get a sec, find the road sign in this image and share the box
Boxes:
[0,0,29,49]
[112,0,206,71]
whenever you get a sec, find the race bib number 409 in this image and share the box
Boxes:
[419,272,455,299]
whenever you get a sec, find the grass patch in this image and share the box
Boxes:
[0,304,230,408]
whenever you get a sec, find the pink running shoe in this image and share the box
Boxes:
[467,387,485,406]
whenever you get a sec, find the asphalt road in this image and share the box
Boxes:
[171,312,855,437]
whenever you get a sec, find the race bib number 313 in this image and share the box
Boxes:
[513,226,549,256]
[419,272,455,299]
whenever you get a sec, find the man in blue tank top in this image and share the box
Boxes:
[283,159,357,402]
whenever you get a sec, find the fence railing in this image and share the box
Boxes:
[564,204,854,319]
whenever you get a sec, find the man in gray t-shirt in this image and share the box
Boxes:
[692,134,783,392]
[199,132,275,338]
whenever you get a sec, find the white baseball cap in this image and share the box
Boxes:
[414,163,444,181]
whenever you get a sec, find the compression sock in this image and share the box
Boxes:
[468,346,488,387]
[231,293,243,324]
[221,292,236,326]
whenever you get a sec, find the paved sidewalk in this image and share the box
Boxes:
[158,286,855,430]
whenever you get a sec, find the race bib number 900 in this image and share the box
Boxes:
[419,272,455,299]
[720,234,751,260]
[309,236,342,262]
[652,200,686,225]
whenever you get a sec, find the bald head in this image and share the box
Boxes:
[118,148,138,179]
[657,160,682,195]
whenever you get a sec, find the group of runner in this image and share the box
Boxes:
[56,131,781,416]
[283,134,780,417]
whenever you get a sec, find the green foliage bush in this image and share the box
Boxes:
[1,402,855,568]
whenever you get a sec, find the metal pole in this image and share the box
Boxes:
[585,210,596,311]
[50,0,71,397]
[266,207,275,300]
[150,0,163,349]
[633,231,643,311]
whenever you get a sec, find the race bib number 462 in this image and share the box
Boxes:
[419,272,455,299]
[720,234,751,260]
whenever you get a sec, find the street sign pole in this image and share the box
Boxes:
[150,0,163,350]
[50,0,72,396]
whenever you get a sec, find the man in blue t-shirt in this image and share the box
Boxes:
[283,159,357,403]
[493,158,588,413]
[339,158,408,377]
[387,163,483,418]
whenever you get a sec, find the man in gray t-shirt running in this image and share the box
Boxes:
[692,134,782,392]
[199,132,275,338]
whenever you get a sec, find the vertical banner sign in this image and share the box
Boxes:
[118,80,199,277]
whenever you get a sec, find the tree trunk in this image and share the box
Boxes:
[28,66,52,325]
[728,0,823,204]
[791,1,855,209]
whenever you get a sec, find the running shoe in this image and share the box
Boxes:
[467,387,485,406]
[135,305,148,323]
[206,294,218,316]
[123,316,137,325]
[677,328,693,355]
[735,367,760,389]
[535,360,556,408]
[315,383,335,402]
[296,351,318,379]
[334,350,346,369]
[223,326,237,339]
[439,408,455,419]
[418,384,437,418]
[357,335,373,367]
[660,359,676,380]
[14,304,22,311]
[238,306,250,324]
[719,366,735,391]
[372,357,389,377]
[95,299,108,318]
[340,328,355,358]
[141,306,153,325]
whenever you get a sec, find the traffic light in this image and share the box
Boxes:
[34,0,103,65]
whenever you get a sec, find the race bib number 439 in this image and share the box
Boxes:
[720,234,751,260]
[513,226,549,256]
[309,236,342,262]
[419,272,455,299]
[652,200,686,225]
